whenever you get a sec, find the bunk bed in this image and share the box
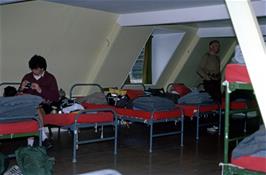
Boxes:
[220,64,265,175]
[0,82,43,156]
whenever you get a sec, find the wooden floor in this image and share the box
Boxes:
[1,117,260,175]
[49,122,224,175]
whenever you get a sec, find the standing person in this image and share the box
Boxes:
[197,40,221,103]
[19,55,60,149]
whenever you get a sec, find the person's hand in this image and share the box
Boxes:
[21,80,30,90]
[31,83,42,93]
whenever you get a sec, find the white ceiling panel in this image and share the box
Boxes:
[46,0,225,14]
[0,0,27,5]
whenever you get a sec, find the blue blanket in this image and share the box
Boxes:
[0,95,43,119]
[178,90,213,104]
[232,125,266,159]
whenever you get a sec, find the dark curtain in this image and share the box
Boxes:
[143,36,152,84]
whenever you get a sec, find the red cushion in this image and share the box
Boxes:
[0,120,39,135]
[44,113,113,126]
[225,64,251,83]
[116,108,182,120]
[221,101,248,110]
[176,104,219,117]
[170,83,191,97]
[82,103,114,109]
[124,89,144,99]
[231,156,266,173]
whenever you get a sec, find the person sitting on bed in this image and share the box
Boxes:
[197,40,221,103]
[19,55,60,149]
[19,55,59,103]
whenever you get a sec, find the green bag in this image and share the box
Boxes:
[15,147,55,175]
[0,152,8,175]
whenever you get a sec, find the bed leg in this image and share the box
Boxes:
[39,129,42,146]
[149,122,153,153]
[114,117,118,155]
[196,108,200,142]
[181,116,184,147]
[218,108,222,136]
[72,129,77,163]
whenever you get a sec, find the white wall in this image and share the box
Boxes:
[1,1,117,93]
[152,32,184,84]
[85,24,153,88]
[1,1,153,95]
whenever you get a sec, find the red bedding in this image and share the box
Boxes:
[0,120,38,135]
[44,113,113,127]
[176,104,219,117]
[221,101,248,110]
[231,156,266,173]
[124,89,144,99]
[82,103,181,121]
[82,103,114,109]
[225,64,251,83]
[116,108,182,120]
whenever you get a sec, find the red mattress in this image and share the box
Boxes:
[116,108,182,120]
[221,100,248,110]
[124,89,144,99]
[231,156,266,173]
[176,104,219,117]
[225,64,251,83]
[0,120,39,135]
[44,113,113,127]
[82,103,114,110]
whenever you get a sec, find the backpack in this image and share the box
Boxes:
[0,153,8,175]
[3,86,17,97]
[15,147,55,175]
[106,93,130,108]
[144,88,165,96]
[170,83,191,97]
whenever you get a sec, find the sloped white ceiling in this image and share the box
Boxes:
[0,0,30,5]
[46,0,225,14]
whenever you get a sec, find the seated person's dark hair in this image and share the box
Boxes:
[29,55,47,70]
[3,86,17,97]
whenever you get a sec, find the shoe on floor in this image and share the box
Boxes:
[212,125,218,130]
[207,127,217,133]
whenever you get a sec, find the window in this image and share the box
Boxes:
[127,30,184,85]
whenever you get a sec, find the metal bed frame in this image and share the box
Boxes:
[118,109,184,153]
[58,108,118,163]
[192,103,221,141]
[221,81,262,175]
[0,115,43,147]
[120,83,183,152]
[70,83,105,99]
[71,83,184,153]
[67,83,118,162]
[167,83,221,141]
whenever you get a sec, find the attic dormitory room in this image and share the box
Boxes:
[1,0,266,174]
